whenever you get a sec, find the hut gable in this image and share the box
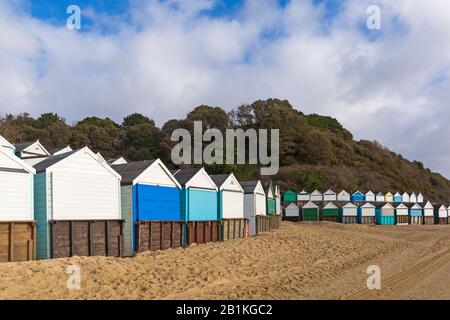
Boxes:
[108,157,128,165]
[365,191,375,202]
[393,192,402,202]
[297,190,310,201]
[174,168,217,191]
[417,193,424,203]
[211,173,243,193]
[351,191,365,202]
[410,192,417,203]
[323,202,338,209]
[303,201,319,209]
[15,140,50,159]
[263,180,275,199]
[422,201,434,216]
[402,192,410,203]
[285,202,299,218]
[0,135,15,155]
[359,202,376,217]
[51,146,73,156]
[310,190,322,201]
[395,203,409,216]
[113,159,180,188]
[337,190,350,201]
[437,204,447,218]
[240,180,265,195]
[283,189,297,202]
[376,192,385,202]
[323,189,337,201]
[385,192,394,202]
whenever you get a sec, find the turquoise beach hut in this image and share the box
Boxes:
[375,203,395,225]
[174,168,220,245]
[408,203,423,225]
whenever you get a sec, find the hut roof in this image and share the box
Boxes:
[111,160,156,184]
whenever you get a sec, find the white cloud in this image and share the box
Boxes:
[1,0,450,176]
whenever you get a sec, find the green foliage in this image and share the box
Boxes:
[1,98,449,203]
[122,113,154,128]
[297,171,327,192]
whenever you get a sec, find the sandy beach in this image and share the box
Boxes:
[1,222,450,300]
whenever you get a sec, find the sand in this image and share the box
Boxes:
[1,222,450,300]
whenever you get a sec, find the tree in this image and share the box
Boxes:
[122,113,154,128]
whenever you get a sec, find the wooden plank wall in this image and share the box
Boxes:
[222,219,248,240]
[50,220,123,259]
[185,221,221,245]
[256,216,271,233]
[136,221,184,252]
[0,221,36,262]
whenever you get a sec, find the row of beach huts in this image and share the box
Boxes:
[282,189,449,225]
[0,136,282,262]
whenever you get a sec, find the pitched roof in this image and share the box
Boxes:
[210,174,230,188]
[14,141,34,152]
[111,160,156,184]
[239,180,260,193]
[173,168,203,186]
[33,150,78,172]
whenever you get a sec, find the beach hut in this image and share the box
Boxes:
[0,142,36,262]
[283,189,297,203]
[384,192,394,203]
[434,204,448,225]
[15,140,50,159]
[375,192,385,202]
[112,159,182,255]
[402,192,410,203]
[321,202,339,222]
[108,157,128,165]
[263,180,276,215]
[284,203,300,222]
[410,192,417,203]
[417,193,424,203]
[395,203,409,225]
[340,202,358,224]
[297,190,310,202]
[365,191,375,202]
[211,173,246,240]
[240,180,266,236]
[33,147,122,260]
[351,191,365,203]
[337,190,351,202]
[393,192,402,203]
[358,202,376,224]
[0,135,16,155]
[51,146,73,156]
[302,201,320,221]
[323,189,337,202]
[422,201,434,225]
[174,168,220,245]
[375,203,395,225]
[310,190,323,202]
[275,185,281,216]
[409,203,423,225]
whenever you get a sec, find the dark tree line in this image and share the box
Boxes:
[1,98,449,202]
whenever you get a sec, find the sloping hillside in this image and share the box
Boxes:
[1,99,449,202]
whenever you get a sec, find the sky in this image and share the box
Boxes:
[1,0,450,177]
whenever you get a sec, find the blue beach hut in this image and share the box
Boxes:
[351,191,365,203]
[408,203,423,225]
[112,159,182,255]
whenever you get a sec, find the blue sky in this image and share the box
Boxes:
[2,0,450,177]
[28,0,340,30]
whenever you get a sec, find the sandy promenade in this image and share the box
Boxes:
[1,222,450,300]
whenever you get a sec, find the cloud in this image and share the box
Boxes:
[1,0,450,176]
